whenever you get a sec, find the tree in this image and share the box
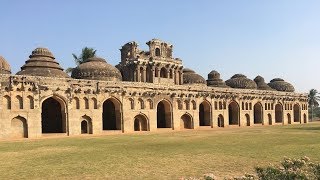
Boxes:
[65,47,97,73]
[308,89,320,121]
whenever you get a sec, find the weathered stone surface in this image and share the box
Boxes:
[206,70,228,88]
[268,78,295,92]
[16,47,70,78]
[226,74,257,89]
[254,76,273,90]
[0,56,11,74]
[71,57,122,81]
[0,39,308,139]
[183,68,206,85]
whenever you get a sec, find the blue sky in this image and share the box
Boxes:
[0,0,319,92]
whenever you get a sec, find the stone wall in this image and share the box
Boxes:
[0,74,309,139]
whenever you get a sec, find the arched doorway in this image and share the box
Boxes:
[268,113,272,125]
[11,116,28,138]
[254,103,263,124]
[228,101,239,125]
[303,113,307,123]
[42,97,66,133]
[134,114,148,131]
[293,104,301,123]
[218,114,224,127]
[81,120,88,134]
[199,101,211,126]
[160,67,168,78]
[81,116,92,134]
[157,100,172,128]
[245,114,250,126]
[180,113,193,129]
[155,48,161,56]
[287,113,291,124]
[103,98,122,130]
[146,66,153,83]
[275,103,283,123]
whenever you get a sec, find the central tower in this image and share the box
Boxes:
[117,39,183,85]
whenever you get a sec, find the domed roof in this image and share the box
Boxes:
[225,74,257,89]
[16,47,69,78]
[71,57,122,81]
[268,78,295,92]
[206,70,228,88]
[254,75,273,90]
[182,68,206,84]
[0,56,11,74]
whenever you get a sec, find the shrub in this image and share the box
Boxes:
[255,157,319,180]
[183,157,320,180]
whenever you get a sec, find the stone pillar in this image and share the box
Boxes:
[137,66,141,82]
[142,67,147,82]
[172,70,175,82]
[179,71,183,85]
[151,66,155,83]
[167,68,170,79]
[157,67,161,83]
[133,67,137,82]
[174,70,178,84]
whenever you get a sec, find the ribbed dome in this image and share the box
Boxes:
[182,68,206,84]
[206,70,228,88]
[208,70,220,79]
[71,57,122,81]
[225,74,257,89]
[0,56,11,74]
[268,78,295,92]
[16,47,69,78]
[30,47,54,58]
[254,76,273,90]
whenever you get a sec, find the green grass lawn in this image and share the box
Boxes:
[0,122,320,179]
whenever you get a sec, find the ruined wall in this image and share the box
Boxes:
[0,74,309,139]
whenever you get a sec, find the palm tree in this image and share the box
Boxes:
[308,89,320,121]
[66,47,97,73]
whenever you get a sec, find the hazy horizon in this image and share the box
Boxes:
[1,0,319,93]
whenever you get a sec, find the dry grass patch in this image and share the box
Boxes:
[0,122,319,179]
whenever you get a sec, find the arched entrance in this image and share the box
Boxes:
[11,116,28,138]
[146,66,153,83]
[254,103,263,124]
[268,113,272,125]
[157,100,172,128]
[218,114,224,127]
[180,113,193,129]
[134,114,149,131]
[275,103,283,123]
[287,113,291,124]
[103,98,122,130]
[303,113,307,123]
[160,67,168,78]
[41,97,66,133]
[293,104,301,123]
[81,120,88,134]
[228,101,239,125]
[245,114,250,126]
[81,116,92,134]
[199,101,211,126]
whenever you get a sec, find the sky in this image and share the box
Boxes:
[0,0,319,93]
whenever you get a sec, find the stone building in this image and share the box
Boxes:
[0,39,308,139]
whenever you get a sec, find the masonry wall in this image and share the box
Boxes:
[0,75,309,139]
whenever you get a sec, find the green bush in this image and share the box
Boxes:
[184,157,320,180]
[255,157,319,180]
